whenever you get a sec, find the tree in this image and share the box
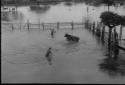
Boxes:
[100,11,121,28]
[100,11,122,54]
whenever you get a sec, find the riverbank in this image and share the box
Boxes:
[1,0,125,6]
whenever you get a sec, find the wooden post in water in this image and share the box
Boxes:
[119,25,123,44]
[113,28,119,59]
[95,22,98,35]
[27,20,30,32]
[57,22,59,30]
[12,23,14,31]
[20,22,21,31]
[92,22,95,33]
[89,22,92,31]
[108,26,113,56]
[98,23,101,37]
[42,22,44,31]
[39,19,41,30]
[114,28,118,42]
[101,25,105,41]
[91,22,93,31]
[71,21,74,30]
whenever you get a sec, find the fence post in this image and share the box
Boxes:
[57,22,59,30]
[71,21,74,30]
[27,20,30,32]
[39,19,41,30]
[92,22,95,33]
[20,22,21,31]
[101,25,105,41]
[42,22,44,31]
[108,27,113,55]
[113,28,119,59]
[119,25,123,44]
[89,23,92,31]
[12,23,14,31]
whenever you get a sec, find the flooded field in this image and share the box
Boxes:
[1,2,125,84]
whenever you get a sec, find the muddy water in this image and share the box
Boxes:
[1,28,125,83]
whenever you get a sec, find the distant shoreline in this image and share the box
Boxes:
[1,0,62,6]
[1,0,125,7]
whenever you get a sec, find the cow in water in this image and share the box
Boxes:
[64,33,80,42]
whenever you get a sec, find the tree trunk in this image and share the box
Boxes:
[108,4,110,12]
[108,26,112,54]
[119,25,123,42]
[113,28,119,59]
[101,25,105,41]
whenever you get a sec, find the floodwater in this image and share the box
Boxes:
[1,2,125,83]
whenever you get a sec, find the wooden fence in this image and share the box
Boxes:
[2,20,125,52]
[1,21,85,31]
[84,20,125,56]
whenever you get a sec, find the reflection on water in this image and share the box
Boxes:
[64,42,79,54]
[99,54,125,78]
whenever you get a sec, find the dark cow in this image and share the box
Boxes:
[64,33,80,42]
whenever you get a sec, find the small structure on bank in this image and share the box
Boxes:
[1,6,17,12]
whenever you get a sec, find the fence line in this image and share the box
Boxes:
[1,21,85,31]
[2,20,125,55]
[84,20,125,58]
[1,22,84,25]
